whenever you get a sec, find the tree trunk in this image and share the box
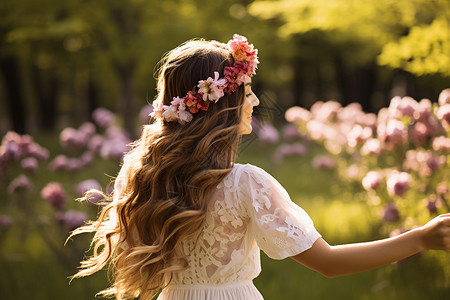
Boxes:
[116,63,137,135]
[0,56,27,133]
[31,65,58,131]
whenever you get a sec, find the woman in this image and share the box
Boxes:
[71,34,450,300]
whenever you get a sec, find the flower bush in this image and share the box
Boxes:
[0,107,135,270]
[281,89,450,235]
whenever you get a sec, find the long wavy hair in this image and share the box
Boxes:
[70,40,245,299]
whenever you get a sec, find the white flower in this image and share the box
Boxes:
[197,72,227,102]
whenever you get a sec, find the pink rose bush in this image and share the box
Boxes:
[283,88,450,231]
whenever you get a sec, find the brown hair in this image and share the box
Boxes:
[70,39,245,299]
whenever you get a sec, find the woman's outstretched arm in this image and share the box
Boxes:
[291,214,450,278]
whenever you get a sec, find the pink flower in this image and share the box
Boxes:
[49,155,69,171]
[161,105,179,122]
[227,34,259,67]
[347,125,373,148]
[60,127,85,149]
[362,171,383,190]
[8,174,33,195]
[383,202,400,222]
[413,98,432,122]
[285,106,312,124]
[258,123,280,146]
[432,136,450,152]
[0,215,12,230]
[197,72,227,102]
[149,101,164,119]
[41,182,67,209]
[311,101,341,123]
[436,104,450,128]
[312,155,336,169]
[21,157,38,172]
[410,119,440,147]
[436,182,449,196]
[177,104,193,124]
[388,96,418,119]
[361,138,381,156]
[438,88,450,106]
[377,119,408,151]
[386,171,412,197]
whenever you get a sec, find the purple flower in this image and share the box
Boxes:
[362,171,382,190]
[425,198,438,214]
[60,127,86,149]
[49,155,69,171]
[0,140,21,163]
[79,122,96,139]
[0,215,12,230]
[75,179,102,196]
[139,104,153,124]
[41,182,67,209]
[281,124,300,141]
[21,157,38,172]
[88,134,104,152]
[80,151,94,167]
[8,174,33,194]
[312,155,336,169]
[26,143,50,160]
[56,210,88,231]
[272,143,308,163]
[383,202,400,222]
[92,108,115,128]
[258,123,280,146]
[66,158,83,171]
[386,171,412,197]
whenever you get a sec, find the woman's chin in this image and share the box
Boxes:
[240,124,252,135]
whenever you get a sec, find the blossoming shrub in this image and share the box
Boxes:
[0,107,134,270]
[283,89,450,236]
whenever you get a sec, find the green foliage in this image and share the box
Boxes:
[249,0,450,76]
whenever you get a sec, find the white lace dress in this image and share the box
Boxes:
[156,163,321,300]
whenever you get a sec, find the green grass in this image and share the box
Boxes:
[0,133,448,299]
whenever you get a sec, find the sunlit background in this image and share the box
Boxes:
[1,0,449,299]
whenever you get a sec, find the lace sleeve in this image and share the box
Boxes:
[239,164,321,260]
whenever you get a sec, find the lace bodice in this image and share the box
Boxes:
[112,162,321,299]
[167,163,321,288]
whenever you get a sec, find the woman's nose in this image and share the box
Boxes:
[253,95,260,107]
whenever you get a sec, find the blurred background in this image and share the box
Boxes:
[1,0,449,299]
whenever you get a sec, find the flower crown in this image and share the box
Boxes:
[149,34,259,124]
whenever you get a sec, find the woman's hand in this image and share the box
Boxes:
[418,213,450,251]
